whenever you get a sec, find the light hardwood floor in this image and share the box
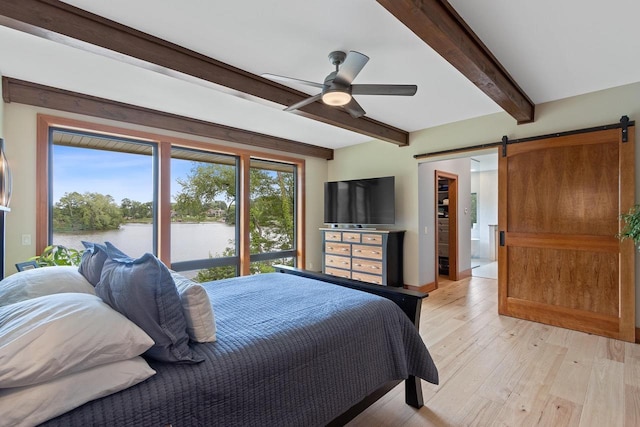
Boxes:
[348,276,640,427]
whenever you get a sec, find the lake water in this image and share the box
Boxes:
[54,222,236,261]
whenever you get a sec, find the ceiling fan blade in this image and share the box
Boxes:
[284,93,323,112]
[351,84,418,96]
[334,51,369,86]
[342,98,366,118]
[262,73,324,89]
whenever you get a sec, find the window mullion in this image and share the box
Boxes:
[239,153,251,276]
[157,141,172,266]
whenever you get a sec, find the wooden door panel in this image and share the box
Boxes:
[499,127,635,342]
[507,247,618,316]
[506,142,619,235]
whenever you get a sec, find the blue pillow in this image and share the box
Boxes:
[78,241,108,286]
[96,243,202,364]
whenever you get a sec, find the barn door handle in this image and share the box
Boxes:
[499,231,505,247]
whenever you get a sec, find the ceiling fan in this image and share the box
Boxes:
[262,50,417,118]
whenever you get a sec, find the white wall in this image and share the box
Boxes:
[327,141,421,284]
[2,103,327,275]
[418,158,471,285]
[471,169,498,259]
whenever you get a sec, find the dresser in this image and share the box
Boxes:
[321,228,405,287]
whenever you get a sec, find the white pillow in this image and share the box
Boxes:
[0,356,156,427]
[0,266,95,307]
[171,272,217,342]
[0,293,154,388]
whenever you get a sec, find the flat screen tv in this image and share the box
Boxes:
[324,176,395,226]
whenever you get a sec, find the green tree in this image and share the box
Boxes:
[175,162,295,280]
[54,191,123,232]
[173,163,236,221]
[248,169,294,256]
[120,198,152,220]
[194,247,237,282]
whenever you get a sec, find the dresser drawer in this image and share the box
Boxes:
[352,271,383,285]
[352,244,383,260]
[351,258,383,274]
[325,255,351,269]
[361,234,383,245]
[342,232,361,243]
[325,242,351,255]
[325,267,351,279]
[325,231,342,241]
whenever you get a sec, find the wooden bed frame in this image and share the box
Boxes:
[274,265,429,425]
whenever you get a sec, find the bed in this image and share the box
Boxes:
[1,262,438,427]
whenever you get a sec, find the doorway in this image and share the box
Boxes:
[435,170,458,285]
[470,153,498,280]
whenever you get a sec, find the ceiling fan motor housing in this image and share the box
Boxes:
[328,50,347,67]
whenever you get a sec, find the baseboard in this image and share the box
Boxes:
[636,327,640,344]
[458,268,472,279]
[405,282,436,293]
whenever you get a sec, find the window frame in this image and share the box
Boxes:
[36,114,305,276]
[247,158,298,270]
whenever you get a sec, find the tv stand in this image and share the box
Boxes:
[320,228,405,287]
[326,224,377,230]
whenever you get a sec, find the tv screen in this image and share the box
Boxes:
[324,176,395,225]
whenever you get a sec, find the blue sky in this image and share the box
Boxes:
[53,145,192,204]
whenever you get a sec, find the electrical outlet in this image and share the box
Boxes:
[21,234,32,245]
[424,226,428,235]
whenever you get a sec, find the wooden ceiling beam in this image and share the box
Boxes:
[377,0,535,124]
[2,77,334,160]
[0,0,409,146]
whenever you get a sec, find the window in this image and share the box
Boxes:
[169,147,240,281]
[248,159,297,273]
[50,129,156,258]
[38,116,304,280]
[470,192,478,227]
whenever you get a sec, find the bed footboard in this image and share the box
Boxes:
[274,265,428,414]
[274,265,427,328]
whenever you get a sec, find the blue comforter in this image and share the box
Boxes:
[42,273,438,427]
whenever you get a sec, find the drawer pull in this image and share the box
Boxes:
[342,248,349,252]
[348,236,356,239]
[354,249,361,253]
[342,261,348,265]
[354,263,362,267]
[372,251,380,255]
[370,266,379,270]
[366,237,376,241]
[329,259,333,263]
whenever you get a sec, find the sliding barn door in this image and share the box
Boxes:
[498,127,635,342]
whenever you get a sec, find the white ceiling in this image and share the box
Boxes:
[1,0,639,151]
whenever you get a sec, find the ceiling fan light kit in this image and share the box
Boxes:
[263,50,417,118]
[322,89,352,106]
